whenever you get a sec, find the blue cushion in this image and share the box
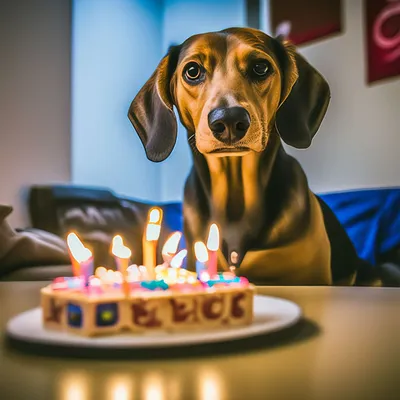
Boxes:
[161,203,183,233]
[319,188,400,265]
[161,189,400,267]
[160,203,186,251]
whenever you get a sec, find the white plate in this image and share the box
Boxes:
[6,295,301,348]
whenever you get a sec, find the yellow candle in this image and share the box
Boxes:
[143,207,163,279]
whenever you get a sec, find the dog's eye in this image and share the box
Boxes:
[184,62,202,82]
[252,62,270,78]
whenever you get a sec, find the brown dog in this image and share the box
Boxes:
[128,27,379,286]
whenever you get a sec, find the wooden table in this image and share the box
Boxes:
[0,282,399,400]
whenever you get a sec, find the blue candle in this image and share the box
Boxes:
[194,241,208,276]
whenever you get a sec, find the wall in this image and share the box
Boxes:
[262,0,400,193]
[71,0,163,201]
[0,0,71,228]
[160,0,246,201]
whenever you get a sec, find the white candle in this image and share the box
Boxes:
[167,249,188,284]
[161,231,182,266]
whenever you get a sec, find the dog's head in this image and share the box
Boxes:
[128,27,330,162]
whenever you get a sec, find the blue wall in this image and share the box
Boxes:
[72,0,245,202]
[71,0,163,200]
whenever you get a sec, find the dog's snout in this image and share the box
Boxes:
[208,107,250,144]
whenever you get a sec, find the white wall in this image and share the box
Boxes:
[0,0,71,228]
[160,0,246,201]
[71,0,163,201]
[262,0,400,193]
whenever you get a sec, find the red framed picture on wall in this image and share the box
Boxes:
[269,0,343,46]
[365,0,400,84]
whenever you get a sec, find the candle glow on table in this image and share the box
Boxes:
[66,232,94,287]
[194,241,208,276]
[111,235,132,295]
[206,224,220,277]
[143,207,163,279]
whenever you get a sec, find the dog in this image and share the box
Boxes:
[128,27,380,286]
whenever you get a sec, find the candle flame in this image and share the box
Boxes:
[148,207,163,224]
[112,234,123,247]
[162,232,182,258]
[206,223,220,251]
[67,232,92,263]
[170,249,187,269]
[194,241,209,263]
[112,235,132,259]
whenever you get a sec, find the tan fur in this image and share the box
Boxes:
[216,192,332,285]
[173,32,290,155]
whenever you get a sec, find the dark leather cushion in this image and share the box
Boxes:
[2,264,73,281]
[28,185,181,269]
[29,186,146,268]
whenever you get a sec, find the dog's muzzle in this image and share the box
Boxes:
[208,107,250,145]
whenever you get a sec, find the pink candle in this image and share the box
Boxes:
[206,223,219,277]
[66,233,94,288]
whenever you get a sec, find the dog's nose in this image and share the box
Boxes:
[208,107,250,144]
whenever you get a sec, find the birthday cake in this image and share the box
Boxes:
[41,208,255,337]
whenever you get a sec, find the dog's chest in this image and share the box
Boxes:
[207,156,266,251]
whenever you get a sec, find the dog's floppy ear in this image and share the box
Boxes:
[128,45,181,162]
[273,39,331,149]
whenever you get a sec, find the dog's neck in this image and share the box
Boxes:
[190,133,281,257]
[205,135,280,221]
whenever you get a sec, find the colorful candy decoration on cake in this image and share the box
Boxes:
[41,208,254,336]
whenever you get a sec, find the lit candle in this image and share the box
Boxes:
[66,232,94,288]
[229,250,240,274]
[66,232,81,276]
[206,223,220,278]
[170,249,188,269]
[143,207,163,279]
[194,241,208,277]
[162,231,182,266]
[112,235,132,295]
[167,249,188,284]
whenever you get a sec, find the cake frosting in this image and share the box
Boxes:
[41,269,254,337]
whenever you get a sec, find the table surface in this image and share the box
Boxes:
[1,282,399,400]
